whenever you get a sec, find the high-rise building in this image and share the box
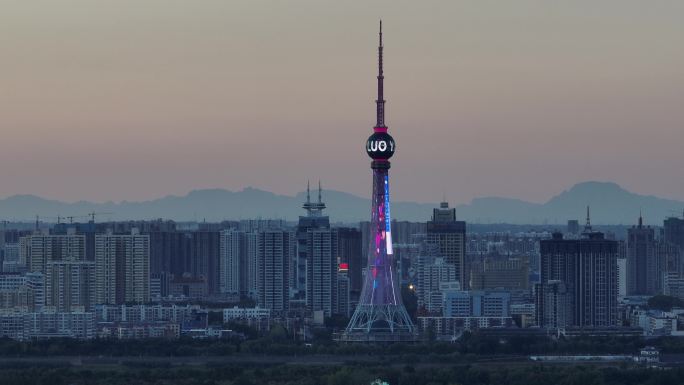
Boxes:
[335,267,351,317]
[617,257,627,297]
[189,231,221,296]
[344,22,415,341]
[469,256,530,291]
[219,229,248,297]
[297,184,341,316]
[147,229,221,297]
[45,260,96,311]
[148,231,191,282]
[149,272,170,300]
[295,182,330,302]
[664,214,684,251]
[305,228,337,317]
[18,232,92,311]
[246,232,258,300]
[535,280,570,329]
[95,230,150,304]
[536,211,618,328]
[20,232,86,273]
[662,214,684,283]
[426,202,466,288]
[1,243,22,273]
[627,214,658,295]
[391,221,427,245]
[256,230,295,316]
[415,256,458,314]
[360,221,371,265]
[51,221,99,261]
[663,272,684,301]
[658,242,681,278]
[335,227,363,294]
[393,243,420,286]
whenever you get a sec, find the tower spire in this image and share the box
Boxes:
[307,180,311,204]
[585,205,592,232]
[346,22,415,342]
[375,20,386,129]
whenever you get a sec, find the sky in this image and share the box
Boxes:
[1,0,683,204]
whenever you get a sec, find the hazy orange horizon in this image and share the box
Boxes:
[1,1,682,204]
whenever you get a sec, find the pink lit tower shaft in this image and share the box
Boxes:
[343,21,415,342]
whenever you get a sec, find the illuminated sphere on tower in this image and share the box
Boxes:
[366,131,395,160]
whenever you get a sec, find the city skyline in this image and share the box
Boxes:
[2,1,683,204]
[3,4,684,383]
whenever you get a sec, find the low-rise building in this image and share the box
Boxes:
[0,310,95,340]
[95,304,203,324]
[0,273,44,312]
[630,308,684,336]
[635,346,660,363]
[223,306,270,320]
[443,290,510,318]
[418,290,514,336]
[418,316,516,335]
[99,322,180,339]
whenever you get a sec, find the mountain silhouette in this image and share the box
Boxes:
[0,181,681,225]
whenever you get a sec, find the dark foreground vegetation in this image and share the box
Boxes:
[5,331,684,358]
[4,332,684,384]
[0,363,682,385]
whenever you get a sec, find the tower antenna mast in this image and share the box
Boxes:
[375,20,386,129]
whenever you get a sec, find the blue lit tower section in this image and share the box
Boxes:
[343,21,415,342]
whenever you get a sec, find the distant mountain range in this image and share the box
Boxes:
[0,182,682,225]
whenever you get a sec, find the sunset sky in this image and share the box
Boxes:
[1,1,682,204]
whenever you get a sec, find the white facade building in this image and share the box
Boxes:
[20,233,86,273]
[223,306,271,321]
[95,230,150,304]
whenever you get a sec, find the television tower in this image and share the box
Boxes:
[342,21,416,342]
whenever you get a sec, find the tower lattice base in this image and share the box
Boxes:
[341,304,417,342]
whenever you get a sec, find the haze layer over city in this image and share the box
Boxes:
[2,1,683,206]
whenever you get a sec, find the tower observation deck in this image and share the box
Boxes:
[341,21,417,342]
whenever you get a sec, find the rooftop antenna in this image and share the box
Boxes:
[302,179,325,217]
[318,180,322,203]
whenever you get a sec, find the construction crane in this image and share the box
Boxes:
[87,212,113,223]
[41,215,65,224]
[33,214,90,225]
[65,215,89,224]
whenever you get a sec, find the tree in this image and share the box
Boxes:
[648,295,684,311]
[401,285,418,321]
